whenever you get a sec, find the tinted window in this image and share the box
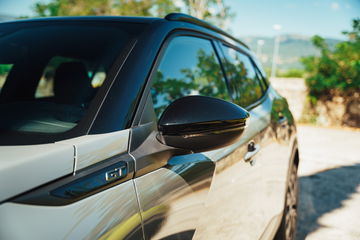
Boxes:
[0,64,12,92]
[255,68,268,92]
[0,21,145,144]
[221,45,263,107]
[252,56,269,86]
[35,56,107,98]
[151,36,230,118]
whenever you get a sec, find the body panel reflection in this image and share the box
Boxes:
[134,154,215,239]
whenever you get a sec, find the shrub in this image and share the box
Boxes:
[278,69,305,78]
[301,19,360,127]
[301,19,360,102]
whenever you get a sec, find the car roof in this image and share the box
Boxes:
[2,13,248,49]
[2,16,162,24]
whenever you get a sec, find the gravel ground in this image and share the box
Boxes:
[296,125,360,240]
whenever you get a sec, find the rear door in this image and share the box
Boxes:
[193,44,273,239]
[194,44,292,239]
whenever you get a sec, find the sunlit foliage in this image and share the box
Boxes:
[301,19,360,104]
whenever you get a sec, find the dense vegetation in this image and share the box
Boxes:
[32,0,233,28]
[301,19,360,103]
[301,19,360,127]
[277,69,304,78]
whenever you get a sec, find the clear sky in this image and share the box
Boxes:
[227,0,360,39]
[0,0,359,39]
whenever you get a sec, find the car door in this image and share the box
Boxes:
[193,44,294,239]
[192,44,274,240]
[130,32,279,239]
[129,35,230,239]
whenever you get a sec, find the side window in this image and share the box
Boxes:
[151,36,230,118]
[0,64,13,93]
[35,56,106,98]
[35,56,76,98]
[254,67,267,92]
[251,59,268,91]
[221,45,263,107]
[252,56,270,86]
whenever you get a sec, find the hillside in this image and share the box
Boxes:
[240,35,340,70]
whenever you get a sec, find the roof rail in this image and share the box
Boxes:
[165,13,249,49]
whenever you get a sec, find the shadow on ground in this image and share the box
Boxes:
[296,164,360,239]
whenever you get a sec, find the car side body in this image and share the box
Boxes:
[0,14,299,240]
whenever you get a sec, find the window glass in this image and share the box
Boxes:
[255,68,267,92]
[35,56,107,98]
[221,45,263,107]
[36,56,77,98]
[252,56,269,84]
[0,22,144,144]
[151,36,230,118]
[0,64,12,92]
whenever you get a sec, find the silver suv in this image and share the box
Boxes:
[0,13,299,240]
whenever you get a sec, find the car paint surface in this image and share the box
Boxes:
[194,91,277,240]
[58,129,130,171]
[135,154,215,239]
[0,144,74,202]
[135,87,297,240]
[0,180,142,240]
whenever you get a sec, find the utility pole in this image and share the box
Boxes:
[271,24,282,79]
[256,39,265,60]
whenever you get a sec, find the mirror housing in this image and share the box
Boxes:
[158,96,250,152]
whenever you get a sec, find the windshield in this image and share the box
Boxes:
[0,20,144,145]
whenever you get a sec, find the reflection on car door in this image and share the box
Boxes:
[193,100,269,240]
[192,45,270,238]
[132,34,294,239]
[193,45,294,239]
[131,35,228,239]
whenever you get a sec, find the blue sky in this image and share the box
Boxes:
[0,0,359,39]
[227,0,360,39]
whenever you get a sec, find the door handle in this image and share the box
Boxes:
[244,141,260,164]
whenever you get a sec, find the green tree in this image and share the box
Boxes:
[33,0,179,17]
[32,0,233,28]
[301,19,360,126]
[301,19,360,102]
[184,0,234,29]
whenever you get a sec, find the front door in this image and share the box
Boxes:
[131,35,229,239]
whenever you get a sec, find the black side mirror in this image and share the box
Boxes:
[157,95,249,152]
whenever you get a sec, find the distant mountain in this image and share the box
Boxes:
[0,14,15,22]
[240,35,341,70]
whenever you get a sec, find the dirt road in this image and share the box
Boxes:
[296,125,360,240]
